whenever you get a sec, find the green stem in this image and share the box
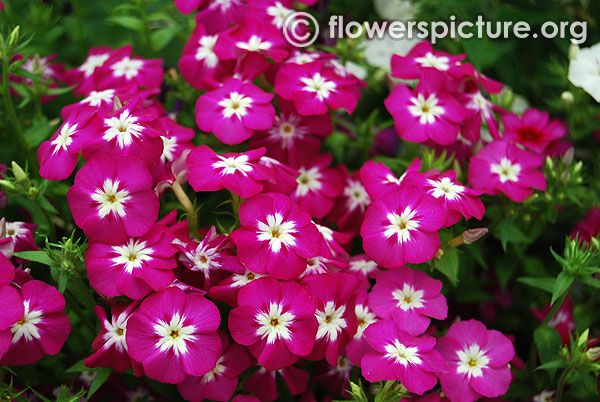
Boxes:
[555,367,571,402]
[138,0,153,57]
[541,292,568,327]
[172,181,198,235]
[2,54,28,158]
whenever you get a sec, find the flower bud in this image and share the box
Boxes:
[463,228,488,244]
[0,217,6,239]
[569,42,580,60]
[7,26,20,49]
[545,156,554,171]
[11,161,27,182]
[561,91,574,105]
[586,346,600,361]
[113,96,123,111]
[0,179,16,191]
[562,148,574,166]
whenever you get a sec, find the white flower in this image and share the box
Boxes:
[568,42,600,103]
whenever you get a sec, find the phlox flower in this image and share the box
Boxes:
[64,46,130,95]
[362,320,446,395]
[249,99,331,166]
[208,268,267,307]
[468,139,546,202]
[187,145,271,198]
[571,207,600,245]
[458,86,503,142]
[157,116,195,166]
[0,256,22,359]
[302,273,358,366]
[436,320,515,402]
[195,78,275,145]
[177,333,252,402]
[275,61,361,116]
[360,189,447,268]
[344,254,381,290]
[532,297,575,345]
[228,277,318,369]
[290,153,343,219]
[568,42,600,103]
[313,356,354,396]
[246,0,296,29]
[94,51,163,91]
[214,18,289,62]
[422,170,485,227]
[258,156,300,195]
[385,68,467,145]
[174,226,244,286]
[66,155,159,244]
[12,54,65,103]
[230,193,320,280]
[174,0,206,14]
[38,108,100,181]
[0,221,38,258]
[83,97,164,167]
[359,159,422,201]
[84,301,143,374]
[314,222,351,261]
[244,366,310,402]
[0,280,70,366]
[195,0,246,34]
[368,267,447,336]
[391,41,467,80]
[502,108,567,153]
[179,24,234,90]
[345,289,378,366]
[327,167,371,233]
[85,223,178,299]
[126,286,222,384]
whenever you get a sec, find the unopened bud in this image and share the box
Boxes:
[0,179,16,191]
[561,91,574,105]
[11,161,27,182]
[590,237,600,252]
[523,193,538,203]
[113,96,123,111]
[463,228,488,244]
[577,328,590,348]
[569,43,580,60]
[573,161,583,174]
[499,87,515,110]
[31,54,44,76]
[0,218,5,239]
[545,156,554,170]
[7,26,20,49]
[587,346,600,361]
[562,148,574,166]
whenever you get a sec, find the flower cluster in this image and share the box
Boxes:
[8,1,573,400]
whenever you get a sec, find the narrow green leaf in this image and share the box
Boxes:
[66,359,90,373]
[517,276,555,293]
[498,218,529,251]
[535,360,568,371]
[58,272,69,293]
[11,250,52,266]
[106,15,144,31]
[69,278,97,310]
[151,25,182,51]
[580,276,600,289]
[87,367,111,398]
[551,272,574,305]
[534,326,562,365]
[435,249,460,286]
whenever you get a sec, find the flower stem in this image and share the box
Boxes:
[555,367,571,402]
[172,181,198,235]
[2,54,29,159]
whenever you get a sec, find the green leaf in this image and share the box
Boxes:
[498,218,529,252]
[580,276,600,289]
[58,272,69,294]
[24,116,55,148]
[551,272,574,305]
[106,15,144,31]
[11,250,52,266]
[66,359,90,373]
[151,25,182,51]
[88,368,111,398]
[69,278,97,310]
[534,326,562,365]
[435,249,459,286]
[535,360,568,371]
[346,380,368,402]
[517,276,555,293]
[28,387,54,402]
[44,85,75,95]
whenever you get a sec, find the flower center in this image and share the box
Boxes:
[255,302,295,343]
[384,207,420,244]
[116,328,124,336]
[301,73,337,101]
[392,283,425,311]
[91,179,132,219]
[490,158,521,183]
[408,93,445,124]
[247,272,255,280]
[257,213,297,253]
[315,301,347,341]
